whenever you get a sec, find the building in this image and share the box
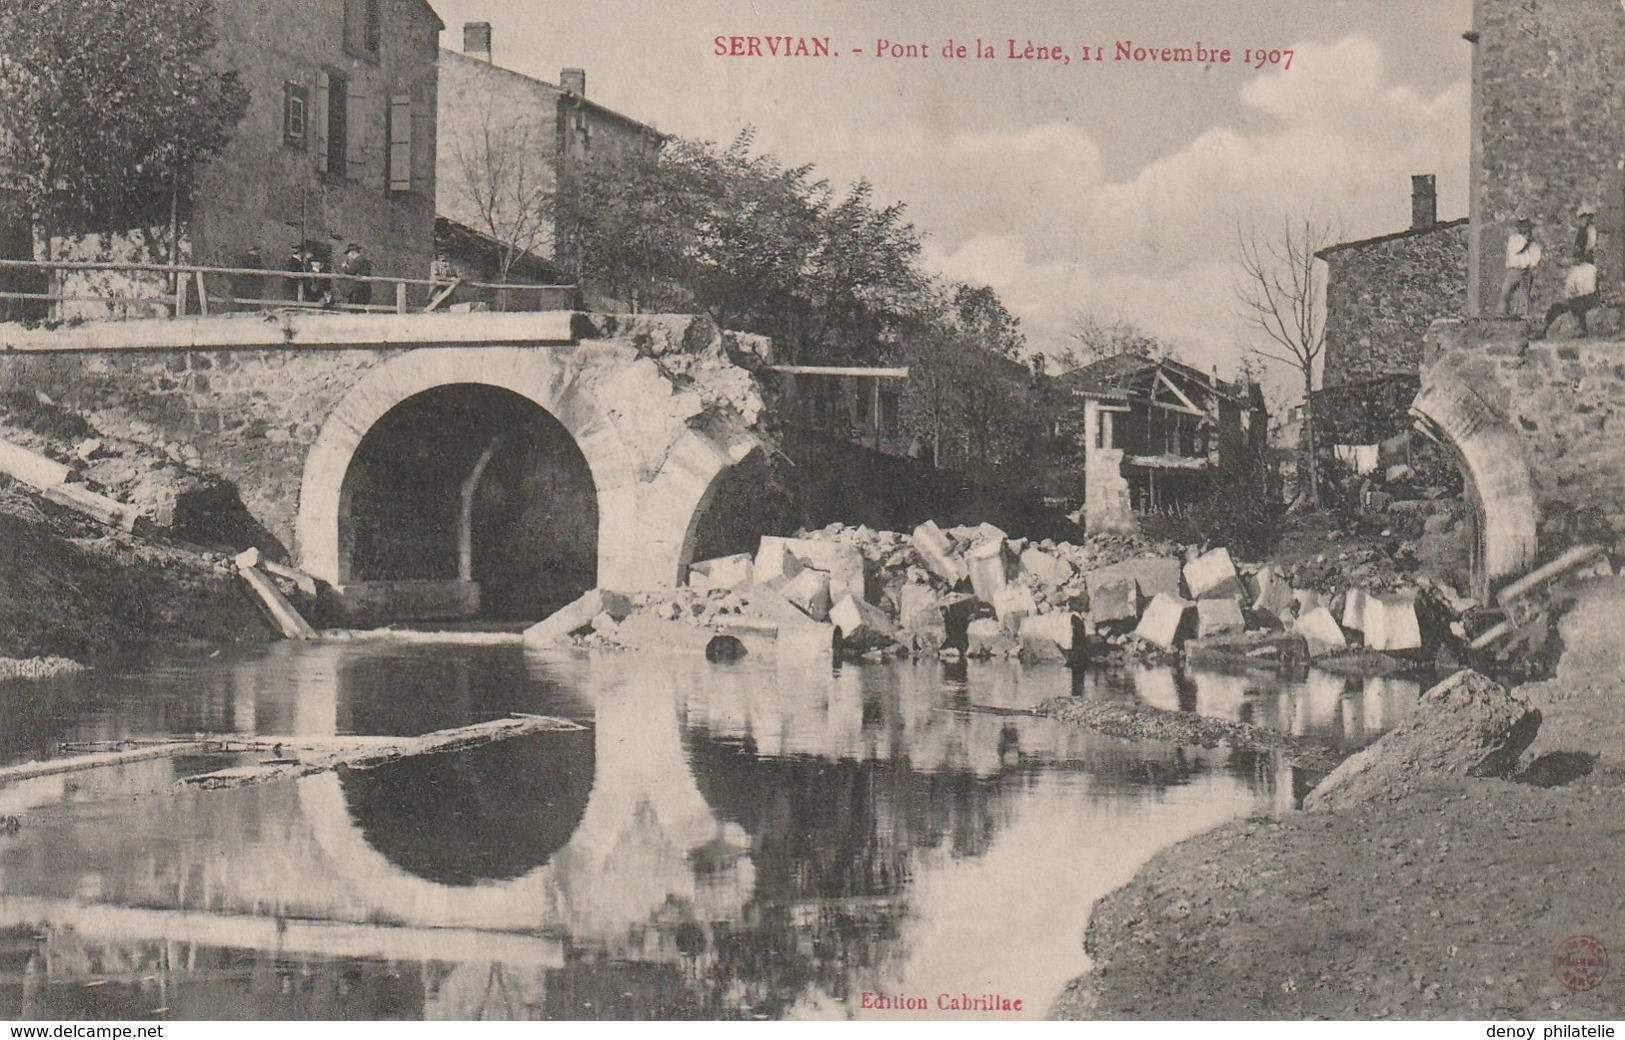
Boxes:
[1056,354,1265,533]
[1311,175,1467,448]
[1466,0,1625,319]
[192,0,442,289]
[48,0,443,315]
[436,22,664,308]
[1317,176,1467,389]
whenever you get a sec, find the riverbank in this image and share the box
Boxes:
[1052,576,1625,1021]
[0,481,268,664]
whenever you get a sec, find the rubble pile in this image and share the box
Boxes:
[530,518,1529,672]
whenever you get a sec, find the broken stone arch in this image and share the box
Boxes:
[1410,370,1538,599]
[296,346,755,595]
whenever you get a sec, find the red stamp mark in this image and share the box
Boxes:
[1554,934,1609,992]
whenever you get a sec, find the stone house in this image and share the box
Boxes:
[194,0,441,290]
[1055,354,1265,533]
[1312,175,1466,447]
[436,23,664,308]
[50,0,444,314]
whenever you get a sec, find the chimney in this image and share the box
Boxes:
[1411,173,1438,229]
[559,68,586,96]
[463,22,492,62]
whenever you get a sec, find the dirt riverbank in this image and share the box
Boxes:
[0,482,268,664]
[1053,577,1625,1021]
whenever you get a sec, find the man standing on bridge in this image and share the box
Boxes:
[1497,217,1541,317]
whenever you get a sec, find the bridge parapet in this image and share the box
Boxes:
[1417,318,1625,597]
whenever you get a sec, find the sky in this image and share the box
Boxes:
[427,0,1474,399]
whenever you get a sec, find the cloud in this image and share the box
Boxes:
[913,35,1469,397]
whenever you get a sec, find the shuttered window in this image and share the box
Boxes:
[388,94,412,192]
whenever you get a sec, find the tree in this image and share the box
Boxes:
[1235,218,1335,509]
[0,0,248,256]
[443,87,557,288]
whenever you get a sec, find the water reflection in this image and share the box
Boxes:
[0,644,1420,1020]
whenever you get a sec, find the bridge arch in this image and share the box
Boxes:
[1411,369,1539,599]
[297,348,642,602]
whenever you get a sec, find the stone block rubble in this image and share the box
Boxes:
[524,518,1469,673]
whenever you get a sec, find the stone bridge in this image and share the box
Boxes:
[0,312,770,621]
[1414,318,1625,598]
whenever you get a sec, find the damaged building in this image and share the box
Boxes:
[1056,354,1267,533]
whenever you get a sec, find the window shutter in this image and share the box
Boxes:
[388,94,412,192]
[314,71,330,174]
[345,84,367,180]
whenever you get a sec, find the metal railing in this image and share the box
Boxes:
[0,258,576,321]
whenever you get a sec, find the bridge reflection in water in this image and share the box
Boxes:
[0,645,1419,1020]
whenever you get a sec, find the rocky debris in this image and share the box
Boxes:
[1303,669,1541,813]
[522,588,633,645]
[554,517,1491,670]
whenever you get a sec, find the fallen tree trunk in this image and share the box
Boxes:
[180,714,585,789]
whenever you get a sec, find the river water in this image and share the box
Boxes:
[0,641,1420,1021]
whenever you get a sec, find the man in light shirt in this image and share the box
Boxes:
[1497,217,1541,316]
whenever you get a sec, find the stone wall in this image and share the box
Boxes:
[1469,0,1625,317]
[1322,222,1467,387]
[1424,320,1625,552]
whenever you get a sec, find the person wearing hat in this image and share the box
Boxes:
[340,243,372,308]
[1497,217,1542,317]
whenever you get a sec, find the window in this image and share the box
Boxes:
[344,0,382,58]
[387,94,412,192]
[283,82,308,147]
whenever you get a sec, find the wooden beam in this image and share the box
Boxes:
[767,365,909,378]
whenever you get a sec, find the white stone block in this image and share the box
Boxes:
[1184,546,1242,600]
[1134,593,1193,649]
[1195,597,1245,638]
[781,567,832,621]
[1293,606,1347,647]
[909,520,967,585]
[1019,611,1077,651]
[687,552,754,592]
[1364,592,1422,652]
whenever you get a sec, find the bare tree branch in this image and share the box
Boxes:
[1234,216,1338,508]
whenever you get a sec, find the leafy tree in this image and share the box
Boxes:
[0,0,248,253]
